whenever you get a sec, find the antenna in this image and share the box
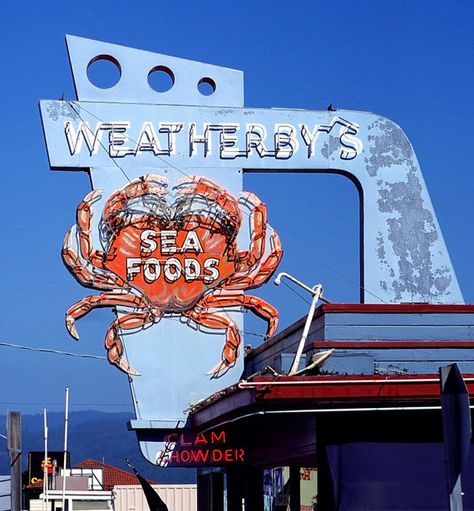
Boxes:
[43,409,48,511]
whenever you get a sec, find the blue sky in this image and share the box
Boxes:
[0,0,472,415]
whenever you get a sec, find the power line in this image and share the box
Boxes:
[280,280,311,305]
[0,401,130,408]
[66,101,132,184]
[279,235,387,304]
[0,341,105,361]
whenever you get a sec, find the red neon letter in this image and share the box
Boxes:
[195,433,208,445]
[211,450,223,463]
[210,430,226,443]
[180,450,191,463]
[180,434,193,446]
[191,450,210,463]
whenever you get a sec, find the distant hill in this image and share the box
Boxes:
[0,411,195,484]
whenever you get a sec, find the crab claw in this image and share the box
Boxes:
[78,190,103,220]
[115,357,141,377]
[207,360,234,379]
[65,315,79,340]
[105,327,142,376]
[85,189,104,204]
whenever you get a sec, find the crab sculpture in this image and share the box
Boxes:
[63,174,282,377]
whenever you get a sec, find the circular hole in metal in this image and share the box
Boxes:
[148,66,175,93]
[198,77,216,96]
[87,55,121,89]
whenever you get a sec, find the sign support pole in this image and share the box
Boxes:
[7,411,21,511]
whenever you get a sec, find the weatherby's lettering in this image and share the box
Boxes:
[64,117,362,161]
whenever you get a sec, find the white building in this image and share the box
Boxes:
[28,459,196,511]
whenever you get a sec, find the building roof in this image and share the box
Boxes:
[75,459,157,489]
[26,459,157,490]
[187,303,474,428]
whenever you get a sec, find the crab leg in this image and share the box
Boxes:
[199,291,278,339]
[65,290,151,340]
[183,307,241,378]
[223,231,283,289]
[102,174,168,226]
[105,310,162,376]
[76,189,107,267]
[174,213,238,241]
[234,192,267,273]
[174,176,242,231]
[63,188,127,288]
[63,227,128,289]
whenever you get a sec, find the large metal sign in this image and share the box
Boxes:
[40,36,463,466]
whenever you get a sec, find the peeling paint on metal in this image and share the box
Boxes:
[377,232,387,264]
[46,100,79,121]
[377,170,452,300]
[215,108,234,116]
[321,135,339,159]
[365,118,414,177]
[434,267,452,293]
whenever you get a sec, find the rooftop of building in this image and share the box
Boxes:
[26,458,157,490]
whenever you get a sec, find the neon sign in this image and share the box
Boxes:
[63,117,362,160]
[63,173,282,377]
[156,430,245,467]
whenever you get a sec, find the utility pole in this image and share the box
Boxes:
[8,411,22,511]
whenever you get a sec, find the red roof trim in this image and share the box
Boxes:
[319,303,474,314]
[191,373,474,427]
[245,374,474,402]
[307,340,474,350]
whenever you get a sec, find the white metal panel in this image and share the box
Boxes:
[113,485,197,511]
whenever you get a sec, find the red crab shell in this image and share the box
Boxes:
[105,220,236,311]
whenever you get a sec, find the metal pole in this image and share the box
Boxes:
[7,411,21,511]
[274,272,325,376]
[43,409,49,511]
[62,387,69,511]
[289,285,322,375]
